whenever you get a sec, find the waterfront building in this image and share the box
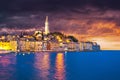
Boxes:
[79,42,84,51]
[67,42,77,51]
[92,42,100,51]
[10,41,17,51]
[0,40,100,52]
[0,16,100,52]
[0,41,17,51]
[84,42,93,51]
[19,40,43,52]
[50,42,60,51]
[35,41,43,51]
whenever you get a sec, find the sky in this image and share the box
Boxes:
[0,0,120,50]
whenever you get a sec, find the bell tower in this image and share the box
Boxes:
[45,16,50,34]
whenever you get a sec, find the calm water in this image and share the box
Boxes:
[0,51,120,80]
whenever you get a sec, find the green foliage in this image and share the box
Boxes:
[48,32,78,42]
[67,36,78,42]
[49,32,64,37]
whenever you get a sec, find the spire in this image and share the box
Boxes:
[46,16,48,22]
[45,16,50,35]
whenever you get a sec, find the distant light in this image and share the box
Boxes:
[28,52,30,54]
[26,39,29,41]
[65,51,67,53]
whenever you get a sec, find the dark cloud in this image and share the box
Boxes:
[0,0,120,13]
[0,0,120,49]
[0,1,120,36]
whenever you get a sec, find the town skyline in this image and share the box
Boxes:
[0,0,120,50]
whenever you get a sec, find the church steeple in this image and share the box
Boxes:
[45,16,50,35]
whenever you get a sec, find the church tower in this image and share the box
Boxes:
[45,16,50,35]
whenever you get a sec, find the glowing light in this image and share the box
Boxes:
[55,53,65,80]
[90,37,120,50]
[56,36,63,42]
[34,53,50,80]
[0,46,11,50]
[66,39,70,43]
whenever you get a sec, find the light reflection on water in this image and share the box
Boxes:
[55,53,65,80]
[0,54,16,80]
[34,52,66,80]
[0,51,120,80]
[34,53,50,80]
[0,52,71,80]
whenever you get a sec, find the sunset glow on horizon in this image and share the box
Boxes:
[0,0,120,50]
[0,21,120,50]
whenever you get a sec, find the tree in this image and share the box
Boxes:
[48,32,78,42]
[67,36,78,42]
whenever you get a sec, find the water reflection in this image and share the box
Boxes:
[0,52,67,80]
[0,51,120,80]
[34,52,66,80]
[54,53,66,80]
[0,54,16,80]
[16,53,35,80]
[34,52,50,80]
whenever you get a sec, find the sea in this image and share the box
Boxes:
[0,50,120,80]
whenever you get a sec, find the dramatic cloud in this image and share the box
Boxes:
[0,0,120,12]
[0,0,120,50]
